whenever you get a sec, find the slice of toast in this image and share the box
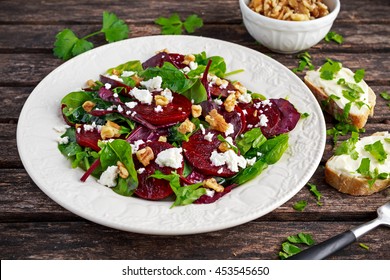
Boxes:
[304,68,376,129]
[325,132,390,196]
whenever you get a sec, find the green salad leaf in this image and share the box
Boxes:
[236,128,267,156]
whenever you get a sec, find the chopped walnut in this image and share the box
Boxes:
[177,118,196,134]
[156,48,169,54]
[203,178,224,192]
[154,95,169,106]
[112,69,121,76]
[82,100,95,112]
[249,0,329,21]
[191,105,202,118]
[233,81,247,94]
[183,54,196,65]
[117,161,129,179]
[223,93,237,113]
[100,121,121,140]
[158,136,167,142]
[136,146,154,167]
[205,109,229,133]
[218,142,231,153]
[86,79,96,88]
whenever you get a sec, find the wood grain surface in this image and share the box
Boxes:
[0,0,389,260]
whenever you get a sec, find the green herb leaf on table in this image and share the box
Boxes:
[287,233,315,246]
[279,233,315,259]
[324,31,344,44]
[359,243,370,250]
[155,13,203,35]
[293,200,307,211]
[308,183,322,206]
[53,12,130,60]
[101,11,130,43]
[380,91,390,100]
[292,52,315,73]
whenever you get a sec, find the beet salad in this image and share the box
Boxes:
[56,50,301,207]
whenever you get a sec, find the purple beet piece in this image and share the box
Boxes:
[99,75,132,96]
[181,169,208,185]
[98,87,121,103]
[126,125,168,143]
[142,52,186,69]
[194,184,236,204]
[208,81,237,98]
[270,98,300,134]
[75,125,102,151]
[134,141,183,200]
[182,129,237,177]
[133,92,192,126]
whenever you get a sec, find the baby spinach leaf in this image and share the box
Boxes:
[181,78,207,104]
[231,159,268,185]
[106,60,143,76]
[258,134,289,164]
[236,128,266,155]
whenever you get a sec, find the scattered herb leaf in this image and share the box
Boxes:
[155,13,203,35]
[293,200,308,211]
[279,233,315,259]
[359,243,370,250]
[334,131,360,160]
[300,112,310,119]
[364,140,387,164]
[324,31,344,44]
[308,183,322,205]
[380,91,390,100]
[319,58,342,80]
[354,69,365,83]
[292,52,315,73]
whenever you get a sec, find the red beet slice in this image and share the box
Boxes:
[75,125,102,151]
[132,92,192,126]
[142,52,186,69]
[209,82,237,98]
[270,98,300,134]
[182,129,237,177]
[194,184,237,204]
[134,141,183,200]
[99,75,132,96]
[239,99,281,138]
[126,125,168,143]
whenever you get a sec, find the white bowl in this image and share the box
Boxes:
[239,0,340,54]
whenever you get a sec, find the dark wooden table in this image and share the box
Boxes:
[1,0,389,260]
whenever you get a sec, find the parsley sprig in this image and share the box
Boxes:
[53,11,130,60]
[155,14,203,35]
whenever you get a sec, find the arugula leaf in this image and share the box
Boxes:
[293,200,307,211]
[53,12,129,60]
[140,62,195,93]
[334,131,359,160]
[324,31,344,44]
[99,139,138,196]
[257,134,289,164]
[236,128,266,155]
[106,60,143,76]
[292,52,315,73]
[101,11,130,43]
[354,69,365,83]
[364,140,387,164]
[53,29,94,61]
[319,58,342,80]
[150,171,206,208]
[155,13,203,35]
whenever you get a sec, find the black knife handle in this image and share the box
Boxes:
[287,230,357,260]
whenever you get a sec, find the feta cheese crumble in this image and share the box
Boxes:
[225,123,234,136]
[140,76,163,91]
[125,101,138,109]
[57,136,69,145]
[155,147,183,169]
[130,88,153,105]
[121,71,135,77]
[154,105,163,113]
[104,83,112,90]
[161,88,173,102]
[98,165,119,188]
[238,92,252,104]
[258,114,269,127]
[130,139,145,154]
[210,150,247,172]
[204,132,214,142]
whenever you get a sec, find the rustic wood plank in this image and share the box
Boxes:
[0,220,388,259]
[1,167,389,223]
[1,23,390,53]
[1,53,390,87]
[0,0,388,24]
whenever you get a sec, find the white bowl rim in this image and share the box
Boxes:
[240,0,340,28]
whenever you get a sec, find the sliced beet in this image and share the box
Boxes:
[239,99,281,138]
[194,184,236,204]
[220,106,246,138]
[134,141,183,200]
[99,75,132,96]
[132,92,191,126]
[209,82,237,98]
[142,52,186,69]
[75,125,102,151]
[270,98,300,134]
[181,169,208,185]
[182,129,237,177]
[126,125,168,143]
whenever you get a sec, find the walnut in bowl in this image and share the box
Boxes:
[239,0,340,53]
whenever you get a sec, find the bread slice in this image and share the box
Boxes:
[325,132,390,196]
[304,68,376,129]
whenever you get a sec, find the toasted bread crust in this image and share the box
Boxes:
[325,162,390,196]
[304,75,376,129]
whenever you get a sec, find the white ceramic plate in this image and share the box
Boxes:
[17,35,326,235]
